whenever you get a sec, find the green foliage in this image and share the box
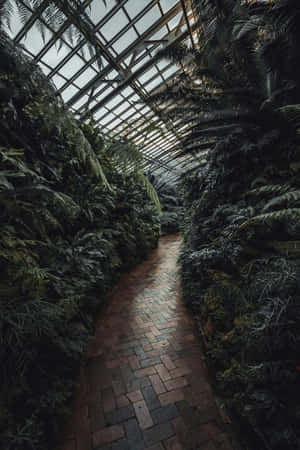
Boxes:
[0,35,160,450]
[149,170,183,235]
[180,124,300,449]
[245,185,291,199]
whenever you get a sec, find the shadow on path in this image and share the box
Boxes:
[58,234,240,450]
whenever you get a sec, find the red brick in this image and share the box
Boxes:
[213,433,234,450]
[156,321,178,330]
[164,436,183,450]
[102,388,116,413]
[159,389,185,406]
[175,357,203,371]
[75,406,92,450]
[145,349,164,358]
[184,333,196,342]
[88,401,105,432]
[149,374,166,395]
[150,326,160,336]
[170,367,192,379]
[133,400,153,430]
[116,395,130,408]
[106,358,128,369]
[127,390,143,403]
[145,444,164,450]
[155,363,171,381]
[60,440,76,450]
[134,366,157,378]
[201,442,217,450]
[171,416,188,442]
[161,354,176,371]
[143,343,153,351]
[146,331,156,341]
[58,235,237,450]
[152,341,169,349]
[165,377,188,391]
[92,424,124,447]
[128,355,141,370]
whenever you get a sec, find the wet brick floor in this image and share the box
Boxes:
[58,234,240,450]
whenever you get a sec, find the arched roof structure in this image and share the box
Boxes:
[5,0,200,181]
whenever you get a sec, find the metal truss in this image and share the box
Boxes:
[8,0,198,178]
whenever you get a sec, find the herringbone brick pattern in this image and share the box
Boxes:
[58,234,239,450]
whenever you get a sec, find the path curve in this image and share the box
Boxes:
[59,234,238,450]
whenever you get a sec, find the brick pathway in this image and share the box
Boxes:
[58,234,239,450]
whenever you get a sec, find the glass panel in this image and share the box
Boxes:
[20,22,52,55]
[142,105,151,114]
[120,109,134,120]
[95,111,106,121]
[74,67,97,87]
[133,54,151,70]
[128,94,140,103]
[100,9,128,41]
[150,26,168,40]
[135,5,161,35]
[111,28,138,54]
[163,65,178,79]
[113,102,130,115]
[39,63,51,76]
[70,95,89,110]
[105,95,124,109]
[137,67,158,84]
[107,69,119,80]
[157,59,169,71]
[59,55,86,79]
[52,73,67,89]
[145,76,164,92]
[101,113,116,125]
[94,86,114,100]
[89,0,116,25]
[160,0,178,14]
[3,3,23,38]
[168,12,182,31]
[111,117,122,127]
[125,0,149,19]
[106,122,117,130]
[61,85,79,102]
[42,44,71,68]
[122,86,135,97]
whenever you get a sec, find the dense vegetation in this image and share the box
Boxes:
[0,33,160,450]
[150,0,300,448]
[149,170,183,235]
[2,0,300,449]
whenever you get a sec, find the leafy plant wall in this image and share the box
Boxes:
[0,34,160,450]
[149,169,183,235]
[180,128,300,450]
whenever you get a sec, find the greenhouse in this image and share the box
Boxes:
[1,0,300,449]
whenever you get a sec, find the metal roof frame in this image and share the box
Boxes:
[6,0,198,179]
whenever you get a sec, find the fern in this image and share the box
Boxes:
[244,184,290,199]
[263,190,300,212]
[241,208,300,228]
[276,104,300,129]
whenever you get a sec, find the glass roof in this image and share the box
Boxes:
[4,0,198,178]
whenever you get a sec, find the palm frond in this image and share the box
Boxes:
[135,171,161,213]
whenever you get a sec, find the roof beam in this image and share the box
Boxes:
[67,2,183,107]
